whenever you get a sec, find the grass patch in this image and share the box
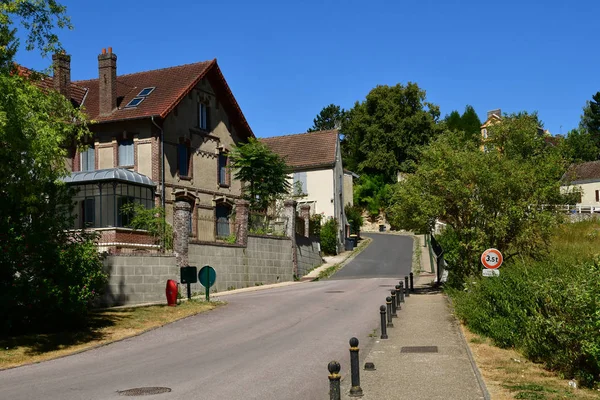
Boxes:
[318,264,341,280]
[0,299,222,369]
[462,326,599,400]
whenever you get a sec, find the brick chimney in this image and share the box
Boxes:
[52,52,71,99]
[98,47,117,116]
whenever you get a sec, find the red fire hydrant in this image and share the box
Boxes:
[166,279,178,306]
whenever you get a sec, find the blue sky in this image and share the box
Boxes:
[14,0,600,137]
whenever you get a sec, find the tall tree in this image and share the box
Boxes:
[580,92,600,147]
[444,110,462,131]
[341,83,442,181]
[0,0,72,69]
[443,105,482,144]
[229,138,291,211]
[388,115,567,286]
[561,128,598,163]
[0,1,108,335]
[308,104,346,132]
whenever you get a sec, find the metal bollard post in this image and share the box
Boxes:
[399,281,405,303]
[328,361,342,400]
[390,290,398,318]
[380,305,388,339]
[349,337,363,397]
[404,276,410,297]
[410,272,414,292]
[395,284,402,310]
[386,297,394,328]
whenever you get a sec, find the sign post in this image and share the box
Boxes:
[198,265,217,302]
[481,248,503,277]
[180,266,198,300]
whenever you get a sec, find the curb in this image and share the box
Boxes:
[446,295,492,400]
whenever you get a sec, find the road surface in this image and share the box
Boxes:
[0,233,413,400]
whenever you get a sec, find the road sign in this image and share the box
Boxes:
[481,248,503,269]
[482,269,500,277]
[198,265,217,301]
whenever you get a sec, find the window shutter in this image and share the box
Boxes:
[118,140,134,166]
[596,190,599,202]
[178,144,188,176]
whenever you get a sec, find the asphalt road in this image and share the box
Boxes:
[0,233,414,400]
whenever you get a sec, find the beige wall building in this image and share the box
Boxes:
[562,160,600,207]
[261,130,347,249]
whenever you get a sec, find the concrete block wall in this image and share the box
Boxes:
[296,235,322,277]
[187,235,293,293]
[101,254,177,306]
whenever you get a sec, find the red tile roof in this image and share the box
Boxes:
[74,59,253,138]
[260,130,339,170]
[18,59,254,139]
[16,65,88,106]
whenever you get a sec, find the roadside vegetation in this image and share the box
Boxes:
[450,221,600,388]
[1,300,222,369]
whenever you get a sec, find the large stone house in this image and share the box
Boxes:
[260,130,347,250]
[44,49,254,252]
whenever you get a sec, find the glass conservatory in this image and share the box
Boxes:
[62,168,156,229]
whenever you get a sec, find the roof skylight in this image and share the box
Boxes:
[138,87,155,97]
[125,97,145,108]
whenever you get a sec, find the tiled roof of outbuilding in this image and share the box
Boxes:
[260,130,339,170]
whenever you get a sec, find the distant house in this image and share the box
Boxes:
[260,130,347,249]
[561,160,600,207]
[25,49,254,252]
[343,170,359,207]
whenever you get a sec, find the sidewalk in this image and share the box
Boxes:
[344,234,490,400]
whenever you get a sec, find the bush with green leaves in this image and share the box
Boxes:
[121,203,173,250]
[320,218,338,255]
[449,221,600,387]
[345,205,363,235]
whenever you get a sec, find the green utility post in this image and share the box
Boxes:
[198,265,216,302]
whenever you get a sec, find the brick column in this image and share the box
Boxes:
[174,200,191,268]
[234,199,249,247]
[300,204,311,237]
[284,200,298,276]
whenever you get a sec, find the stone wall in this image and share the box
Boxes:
[101,254,177,306]
[187,235,294,293]
[296,235,322,277]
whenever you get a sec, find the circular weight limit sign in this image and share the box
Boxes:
[481,248,503,269]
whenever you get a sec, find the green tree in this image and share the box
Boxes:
[352,174,392,217]
[229,138,291,210]
[0,71,107,334]
[308,104,346,132]
[561,128,598,163]
[388,115,567,287]
[444,110,462,131]
[1,0,72,69]
[580,91,600,147]
[344,205,363,235]
[341,83,442,180]
[443,105,482,144]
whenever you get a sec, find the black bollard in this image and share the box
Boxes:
[390,290,398,318]
[395,285,402,310]
[380,305,388,339]
[399,281,405,303]
[410,272,414,292]
[349,337,363,397]
[404,276,410,297]
[386,297,394,328]
[328,361,342,400]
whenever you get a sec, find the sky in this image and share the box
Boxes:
[13,0,600,138]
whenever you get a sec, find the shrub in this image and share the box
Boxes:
[309,213,323,237]
[449,222,600,387]
[345,205,363,235]
[320,218,338,255]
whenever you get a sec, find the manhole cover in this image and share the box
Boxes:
[117,387,172,396]
[324,290,345,293]
[401,346,438,353]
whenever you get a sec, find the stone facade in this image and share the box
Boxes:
[173,200,191,267]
